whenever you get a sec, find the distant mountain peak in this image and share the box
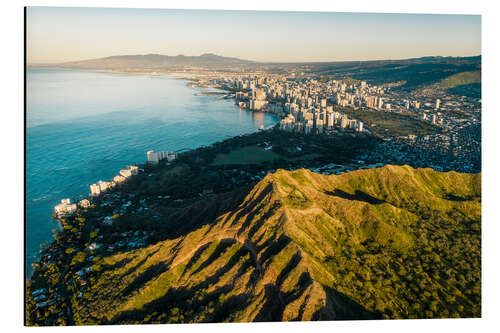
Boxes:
[200,53,221,58]
[53,53,254,70]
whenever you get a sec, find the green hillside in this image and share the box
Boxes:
[26,165,481,325]
[440,70,481,88]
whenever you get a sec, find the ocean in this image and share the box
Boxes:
[26,68,279,276]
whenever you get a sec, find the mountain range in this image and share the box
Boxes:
[33,53,481,71]
[49,53,255,70]
[58,165,481,324]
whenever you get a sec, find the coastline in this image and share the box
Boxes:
[26,122,482,324]
[26,70,481,322]
[28,66,241,95]
[26,68,280,278]
[27,125,276,277]
[28,65,217,78]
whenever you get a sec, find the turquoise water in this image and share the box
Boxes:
[26,68,279,275]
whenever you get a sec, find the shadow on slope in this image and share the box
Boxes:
[318,286,382,321]
[325,189,386,205]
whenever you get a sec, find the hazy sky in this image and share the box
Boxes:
[26,7,481,63]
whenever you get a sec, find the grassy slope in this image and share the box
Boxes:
[69,165,481,323]
[440,71,481,88]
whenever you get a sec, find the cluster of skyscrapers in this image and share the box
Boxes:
[228,75,386,110]
[279,110,363,134]
[230,76,365,134]
[212,74,448,121]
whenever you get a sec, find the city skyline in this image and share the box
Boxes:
[27,7,481,64]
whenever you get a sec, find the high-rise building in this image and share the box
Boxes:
[147,150,160,164]
[147,151,177,164]
[304,120,313,134]
[54,198,77,217]
[435,99,441,110]
[279,114,295,131]
[378,98,384,109]
[114,175,126,183]
[249,99,267,110]
[98,180,111,192]
[326,112,334,128]
[90,183,101,196]
[253,88,266,100]
[306,97,312,108]
[341,114,348,129]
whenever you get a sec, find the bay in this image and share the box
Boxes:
[26,68,279,276]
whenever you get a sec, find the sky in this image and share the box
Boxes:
[26,7,481,63]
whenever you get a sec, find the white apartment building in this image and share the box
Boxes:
[90,183,101,196]
[120,169,132,178]
[147,150,177,164]
[120,165,139,178]
[147,150,160,164]
[54,198,77,217]
[98,180,112,192]
[357,121,364,132]
[114,175,126,183]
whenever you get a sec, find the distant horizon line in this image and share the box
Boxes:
[27,52,482,66]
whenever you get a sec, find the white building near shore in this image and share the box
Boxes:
[119,165,138,178]
[54,198,77,217]
[90,183,101,196]
[147,150,177,164]
[90,165,138,197]
[90,180,114,196]
[147,150,160,164]
[114,175,126,183]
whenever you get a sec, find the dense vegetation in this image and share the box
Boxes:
[307,56,481,90]
[447,83,482,99]
[27,165,481,325]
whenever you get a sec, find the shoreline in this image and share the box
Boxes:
[26,121,481,323]
[26,69,280,277]
[28,66,215,78]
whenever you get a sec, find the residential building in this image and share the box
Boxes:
[54,198,77,217]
